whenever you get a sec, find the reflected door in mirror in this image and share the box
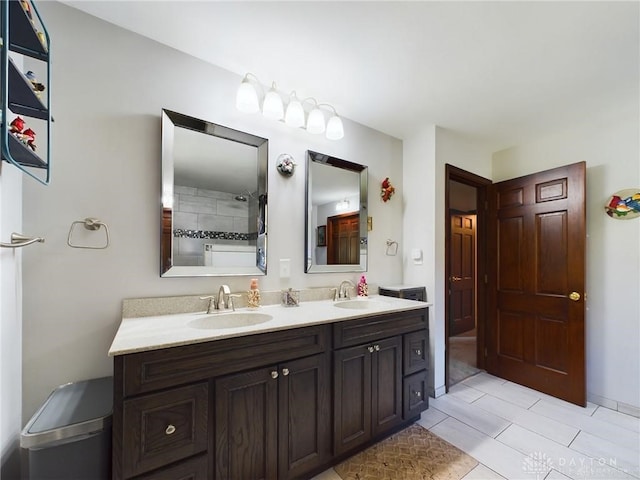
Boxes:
[328,213,360,264]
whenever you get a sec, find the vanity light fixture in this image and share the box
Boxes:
[336,199,350,211]
[263,82,285,120]
[235,73,261,114]
[284,92,305,128]
[235,73,345,140]
[306,100,326,135]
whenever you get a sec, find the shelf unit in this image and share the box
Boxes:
[1,0,51,184]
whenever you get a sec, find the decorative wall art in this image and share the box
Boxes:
[276,153,296,176]
[604,189,640,219]
[381,177,395,202]
[317,225,326,246]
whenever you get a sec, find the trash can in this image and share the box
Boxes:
[21,376,113,480]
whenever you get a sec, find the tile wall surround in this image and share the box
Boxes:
[173,185,257,266]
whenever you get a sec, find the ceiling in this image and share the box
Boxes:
[63,1,639,151]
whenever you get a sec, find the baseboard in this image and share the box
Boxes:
[587,392,640,418]
[432,385,447,398]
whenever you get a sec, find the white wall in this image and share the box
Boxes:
[20,2,404,421]
[493,108,640,412]
[402,125,493,396]
[0,165,23,479]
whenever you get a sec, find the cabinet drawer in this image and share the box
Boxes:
[123,324,329,396]
[403,330,428,375]
[136,454,208,480]
[123,383,208,478]
[334,309,428,349]
[403,371,428,419]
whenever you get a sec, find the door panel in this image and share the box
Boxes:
[278,354,331,480]
[215,368,278,480]
[328,213,360,264]
[450,214,476,335]
[488,162,586,406]
[333,344,372,456]
[371,336,402,436]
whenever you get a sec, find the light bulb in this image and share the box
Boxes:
[326,115,344,140]
[306,107,325,134]
[285,93,305,128]
[236,78,259,114]
[262,83,284,120]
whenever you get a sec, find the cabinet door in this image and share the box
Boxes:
[334,344,372,456]
[215,367,278,480]
[403,330,428,375]
[371,336,403,437]
[122,383,208,478]
[278,353,331,480]
[403,370,429,419]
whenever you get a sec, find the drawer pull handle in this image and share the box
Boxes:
[414,391,422,398]
[374,344,380,352]
[165,424,176,435]
[271,370,279,379]
[415,349,422,356]
[367,346,375,353]
[282,368,290,376]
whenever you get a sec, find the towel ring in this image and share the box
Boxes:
[67,218,110,249]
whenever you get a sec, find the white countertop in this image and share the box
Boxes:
[108,295,431,356]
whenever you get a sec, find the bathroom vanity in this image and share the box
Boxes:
[109,295,430,480]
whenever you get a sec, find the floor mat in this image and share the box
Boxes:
[334,424,478,480]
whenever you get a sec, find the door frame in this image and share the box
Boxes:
[444,164,492,391]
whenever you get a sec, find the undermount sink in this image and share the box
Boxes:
[188,312,273,330]
[333,299,387,310]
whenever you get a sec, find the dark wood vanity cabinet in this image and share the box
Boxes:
[334,336,403,456]
[333,309,429,458]
[215,353,331,480]
[112,307,428,480]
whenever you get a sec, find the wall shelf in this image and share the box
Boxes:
[1,0,52,185]
[8,56,47,119]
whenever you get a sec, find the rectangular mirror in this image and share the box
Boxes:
[161,109,268,277]
[305,150,368,273]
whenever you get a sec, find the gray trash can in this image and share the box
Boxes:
[21,376,112,480]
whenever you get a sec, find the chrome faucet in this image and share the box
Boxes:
[218,285,231,310]
[337,280,356,300]
[199,284,232,313]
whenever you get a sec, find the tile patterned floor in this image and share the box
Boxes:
[313,373,640,480]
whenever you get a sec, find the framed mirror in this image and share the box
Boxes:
[305,150,368,273]
[161,109,268,277]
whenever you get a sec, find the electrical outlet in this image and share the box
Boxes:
[280,258,291,278]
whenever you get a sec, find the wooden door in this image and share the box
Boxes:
[327,213,360,264]
[333,344,372,456]
[215,367,278,480]
[371,336,403,437]
[487,162,586,406]
[278,354,331,480]
[450,213,476,336]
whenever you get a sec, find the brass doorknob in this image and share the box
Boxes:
[569,292,581,302]
[450,276,462,282]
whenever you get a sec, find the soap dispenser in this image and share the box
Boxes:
[357,275,369,297]
[248,278,261,308]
